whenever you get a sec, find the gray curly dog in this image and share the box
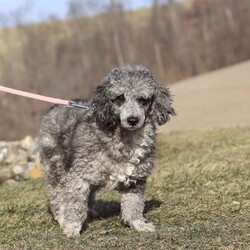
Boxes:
[38,65,175,237]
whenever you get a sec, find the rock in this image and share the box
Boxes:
[12,165,24,175]
[35,152,41,168]
[11,164,30,181]
[29,165,43,179]
[29,139,39,155]
[0,136,42,184]
[28,150,40,163]
[5,149,28,165]
[20,136,34,150]
[0,141,19,147]
[0,168,13,183]
[5,179,17,186]
[0,147,8,164]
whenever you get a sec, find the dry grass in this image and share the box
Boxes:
[0,127,250,249]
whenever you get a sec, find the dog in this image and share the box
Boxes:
[38,65,175,237]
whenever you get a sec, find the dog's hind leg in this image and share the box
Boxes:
[57,173,90,238]
[39,138,67,224]
[121,183,155,232]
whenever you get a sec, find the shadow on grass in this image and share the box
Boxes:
[48,198,162,227]
[93,198,162,219]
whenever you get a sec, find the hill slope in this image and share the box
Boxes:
[162,60,250,132]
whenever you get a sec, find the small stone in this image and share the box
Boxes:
[12,165,24,175]
[5,179,17,186]
[0,168,13,183]
[28,151,40,164]
[11,164,30,181]
[28,162,43,178]
[28,162,36,169]
[0,147,8,164]
[6,151,28,165]
[35,152,41,168]
[29,140,39,154]
[231,201,241,212]
[29,167,43,179]
[21,136,34,150]
[0,141,9,147]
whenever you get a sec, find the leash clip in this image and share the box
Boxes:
[68,100,90,109]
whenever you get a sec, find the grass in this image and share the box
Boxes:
[0,127,250,249]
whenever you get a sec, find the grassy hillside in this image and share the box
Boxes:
[0,127,250,249]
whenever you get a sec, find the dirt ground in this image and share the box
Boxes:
[160,60,250,133]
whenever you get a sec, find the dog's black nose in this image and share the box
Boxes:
[127,116,139,126]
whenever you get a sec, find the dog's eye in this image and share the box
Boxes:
[138,97,149,106]
[113,94,125,105]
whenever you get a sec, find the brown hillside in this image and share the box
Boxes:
[161,60,250,132]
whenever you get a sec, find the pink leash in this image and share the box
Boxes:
[0,85,89,109]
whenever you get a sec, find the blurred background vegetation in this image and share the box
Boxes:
[0,0,250,139]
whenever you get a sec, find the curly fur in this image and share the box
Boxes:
[38,65,175,237]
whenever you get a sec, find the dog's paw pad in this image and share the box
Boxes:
[131,220,155,232]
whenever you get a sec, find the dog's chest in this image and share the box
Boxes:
[80,124,155,188]
[108,127,145,159]
[84,148,136,189]
[105,163,136,190]
[103,127,154,189]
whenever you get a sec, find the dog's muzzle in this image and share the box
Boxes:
[127,116,139,127]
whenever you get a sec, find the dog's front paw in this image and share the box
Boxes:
[130,220,155,232]
[62,222,82,238]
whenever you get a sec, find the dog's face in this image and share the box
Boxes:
[109,80,155,130]
[92,65,175,130]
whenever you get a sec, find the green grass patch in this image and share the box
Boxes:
[1,127,250,249]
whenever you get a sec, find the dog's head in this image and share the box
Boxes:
[92,65,176,130]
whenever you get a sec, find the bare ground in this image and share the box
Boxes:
[161,60,250,132]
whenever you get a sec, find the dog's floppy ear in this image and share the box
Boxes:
[153,86,176,125]
[92,77,119,128]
